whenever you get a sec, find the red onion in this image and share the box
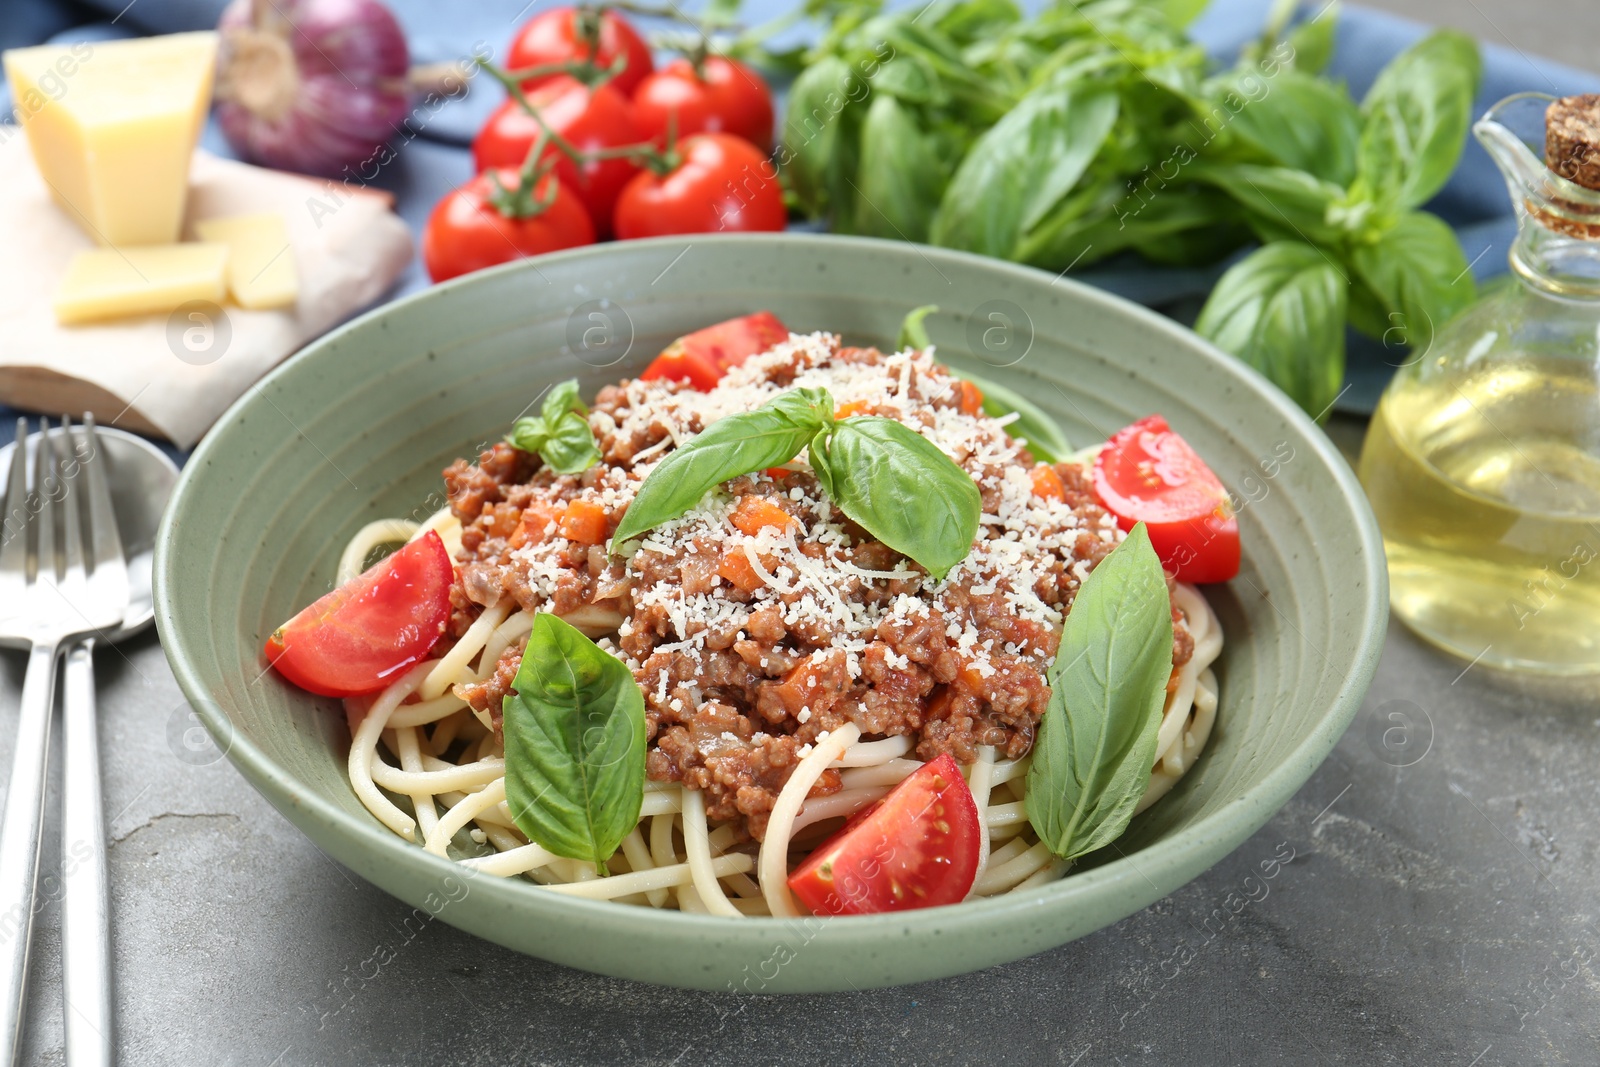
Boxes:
[214,0,414,178]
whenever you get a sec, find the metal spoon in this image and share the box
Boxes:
[0,425,177,1067]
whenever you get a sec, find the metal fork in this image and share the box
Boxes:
[0,418,129,1066]
[60,416,126,1067]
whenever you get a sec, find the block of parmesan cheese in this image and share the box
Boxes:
[53,243,229,325]
[195,213,299,310]
[4,32,218,246]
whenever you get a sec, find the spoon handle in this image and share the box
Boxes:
[61,640,111,1067]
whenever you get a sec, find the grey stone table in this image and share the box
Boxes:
[4,411,1600,1067]
[7,0,1600,1056]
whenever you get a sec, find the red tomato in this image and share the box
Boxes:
[508,6,654,97]
[640,310,789,389]
[788,753,981,915]
[631,56,775,150]
[423,170,595,283]
[264,532,455,698]
[1091,415,1241,583]
[613,133,786,239]
[472,77,642,236]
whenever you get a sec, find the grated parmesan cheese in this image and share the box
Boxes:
[493,331,1136,729]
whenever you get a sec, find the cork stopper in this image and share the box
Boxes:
[1546,94,1600,189]
[1541,95,1600,239]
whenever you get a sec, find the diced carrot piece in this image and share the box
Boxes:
[1030,465,1066,502]
[509,501,561,549]
[764,466,792,481]
[558,499,609,543]
[731,495,796,537]
[958,664,987,692]
[718,548,766,593]
[956,379,984,415]
[836,400,872,419]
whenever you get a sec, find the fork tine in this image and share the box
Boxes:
[0,418,26,576]
[54,416,86,582]
[32,417,59,592]
[79,414,124,575]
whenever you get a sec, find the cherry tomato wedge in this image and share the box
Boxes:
[788,752,981,915]
[264,531,454,698]
[640,310,789,390]
[612,133,786,240]
[1091,415,1240,584]
[631,56,775,150]
[423,170,595,283]
[507,6,654,98]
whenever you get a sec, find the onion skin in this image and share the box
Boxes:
[215,0,413,178]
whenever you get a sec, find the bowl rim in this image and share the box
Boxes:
[154,231,1388,943]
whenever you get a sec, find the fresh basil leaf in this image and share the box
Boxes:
[1155,0,1209,29]
[1195,241,1348,418]
[1027,523,1174,861]
[930,84,1118,258]
[502,613,646,872]
[507,379,599,474]
[868,17,1012,122]
[865,50,948,107]
[1348,210,1475,353]
[507,416,549,456]
[1018,182,1240,273]
[1214,69,1361,186]
[1286,4,1338,74]
[809,415,980,580]
[611,388,836,545]
[956,369,1072,464]
[539,412,603,475]
[542,378,586,425]
[1345,274,1391,342]
[1236,0,1297,68]
[897,304,939,351]
[1356,30,1481,212]
[930,0,1022,45]
[855,95,947,242]
[1191,163,1348,246]
[782,55,858,220]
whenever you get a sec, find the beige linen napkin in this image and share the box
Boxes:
[0,134,413,447]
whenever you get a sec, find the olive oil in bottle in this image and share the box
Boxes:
[1359,356,1600,675]
[1358,91,1600,680]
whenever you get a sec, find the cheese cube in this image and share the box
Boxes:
[54,243,229,325]
[195,213,299,310]
[4,32,218,246]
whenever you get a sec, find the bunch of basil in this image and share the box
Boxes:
[772,0,1482,417]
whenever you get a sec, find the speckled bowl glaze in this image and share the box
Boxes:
[154,233,1386,992]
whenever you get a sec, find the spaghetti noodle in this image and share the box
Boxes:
[332,333,1225,914]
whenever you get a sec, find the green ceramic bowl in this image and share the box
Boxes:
[154,233,1386,992]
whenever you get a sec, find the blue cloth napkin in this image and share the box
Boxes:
[3,0,1598,434]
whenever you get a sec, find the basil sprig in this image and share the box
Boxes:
[1027,524,1174,862]
[775,0,1481,421]
[502,613,646,874]
[896,305,1070,463]
[507,379,601,475]
[611,387,981,580]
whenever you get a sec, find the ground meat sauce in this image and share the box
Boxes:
[443,333,1193,840]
